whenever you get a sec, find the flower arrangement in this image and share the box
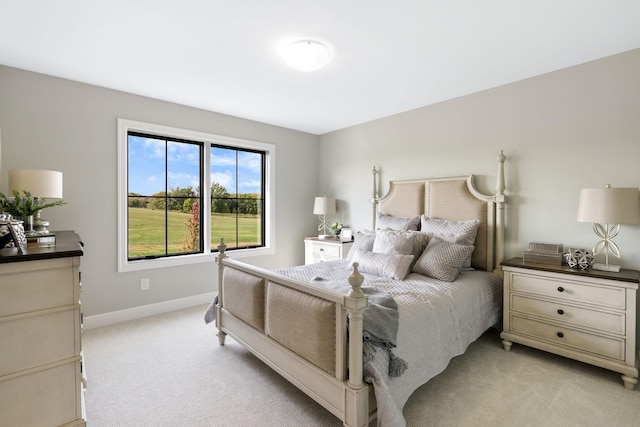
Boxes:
[0,190,66,218]
[330,221,342,237]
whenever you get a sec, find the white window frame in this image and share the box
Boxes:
[117,118,275,273]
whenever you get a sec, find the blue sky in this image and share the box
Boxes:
[128,135,262,196]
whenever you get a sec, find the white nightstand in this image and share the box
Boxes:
[500,257,639,390]
[304,237,353,265]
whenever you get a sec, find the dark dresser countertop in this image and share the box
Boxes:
[0,230,83,263]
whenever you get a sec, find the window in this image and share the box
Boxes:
[118,119,274,272]
[210,146,265,251]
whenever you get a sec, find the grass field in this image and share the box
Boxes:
[128,207,261,258]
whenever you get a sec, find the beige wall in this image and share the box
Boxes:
[0,65,319,317]
[319,48,640,269]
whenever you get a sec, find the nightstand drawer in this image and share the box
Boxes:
[511,294,625,335]
[510,315,625,360]
[310,243,341,259]
[510,273,626,310]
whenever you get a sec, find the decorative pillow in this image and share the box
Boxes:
[409,231,430,260]
[346,230,376,261]
[376,213,420,231]
[372,229,416,255]
[350,250,414,280]
[420,216,479,268]
[412,237,474,282]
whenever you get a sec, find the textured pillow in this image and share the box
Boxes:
[377,213,420,231]
[351,250,414,280]
[412,237,474,282]
[409,231,430,260]
[372,229,416,255]
[346,230,376,261]
[420,216,480,268]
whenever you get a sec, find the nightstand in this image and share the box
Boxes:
[500,257,639,390]
[304,237,353,265]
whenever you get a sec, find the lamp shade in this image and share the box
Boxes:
[8,169,63,199]
[313,196,336,215]
[577,186,640,225]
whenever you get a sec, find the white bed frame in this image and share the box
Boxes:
[214,151,507,426]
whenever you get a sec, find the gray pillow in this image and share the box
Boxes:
[345,230,376,261]
[412,237,474,282]
[420,216,479,269]
[377,213,420,231]
[351,250,415,280]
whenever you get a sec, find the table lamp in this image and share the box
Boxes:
[576,185,640,272]
[313,196,335,239]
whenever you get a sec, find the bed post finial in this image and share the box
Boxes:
[496,150,506,196]
[371,166,379,229]
[348,262,365,297]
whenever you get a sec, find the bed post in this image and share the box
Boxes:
[215,238,228,346]
[371,166,379,229]
[345,262,368,389]
[494,151,507,275]
[344,262,369,426]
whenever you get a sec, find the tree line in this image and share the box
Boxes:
[128,183,260,215]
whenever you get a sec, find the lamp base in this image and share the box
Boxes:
[318,234,332,240]
[592,263,621,272]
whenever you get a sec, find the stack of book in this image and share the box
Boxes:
[523,242,563,265]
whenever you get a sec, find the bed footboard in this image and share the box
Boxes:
[215,240,373,427]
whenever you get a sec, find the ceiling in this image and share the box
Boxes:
[1,1,640,135]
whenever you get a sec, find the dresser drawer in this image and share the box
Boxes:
[0,308,80,376]
[510,315,625,361]
[511,294,625,335]
[510,272,625,310]
[0,359,83,427]
[0,257,79,317]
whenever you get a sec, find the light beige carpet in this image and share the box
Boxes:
[83,305,639,426]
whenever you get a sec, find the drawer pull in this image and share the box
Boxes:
[557,332,564,338]
[319,249,324,252]
[557,309,564,315]
[557,286,565,293]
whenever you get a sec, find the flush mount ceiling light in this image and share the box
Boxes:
[282,40,333,72]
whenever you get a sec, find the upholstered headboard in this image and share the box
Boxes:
[372,152,506,273]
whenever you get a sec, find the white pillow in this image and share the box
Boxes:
[412,237,474,282]
[345,230,376,261]
[376,213,420,231]
[420,216,479,268]
[351,250,414,280]
[372,229,416,255]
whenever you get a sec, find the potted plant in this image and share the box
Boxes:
[0,190,66,232]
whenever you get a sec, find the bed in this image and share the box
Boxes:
[206,151,507,427]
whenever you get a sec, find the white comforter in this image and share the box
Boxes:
[276,259,503,426]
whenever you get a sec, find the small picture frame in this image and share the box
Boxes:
[8,222,27,254]
[340,227,353,241]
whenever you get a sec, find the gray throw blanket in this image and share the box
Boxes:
[310,277,408,378]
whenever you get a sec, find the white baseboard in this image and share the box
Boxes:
[83,292,215,330]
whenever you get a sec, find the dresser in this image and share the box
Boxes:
[304,237,353,265]
[0,231,86,426]
[500,257,638,390]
